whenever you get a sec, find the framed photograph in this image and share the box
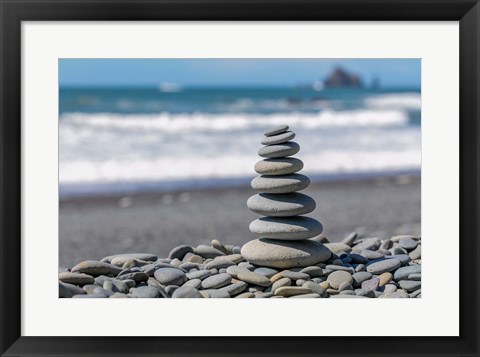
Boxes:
[1,0,479,356]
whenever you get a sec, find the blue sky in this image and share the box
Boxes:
[59,59,420,88]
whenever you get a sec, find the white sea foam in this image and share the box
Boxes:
[59,109,420,193]
[364,93,421,110]
[59,151,420,185]
[60,109,409,133]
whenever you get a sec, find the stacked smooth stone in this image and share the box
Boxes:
[241,125,331,269]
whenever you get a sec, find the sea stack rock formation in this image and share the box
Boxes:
[241,125,331,268]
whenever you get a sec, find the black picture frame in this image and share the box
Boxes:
[1,1,479,356]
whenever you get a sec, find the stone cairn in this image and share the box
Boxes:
[58,124,421,298]
[241,125,331,269]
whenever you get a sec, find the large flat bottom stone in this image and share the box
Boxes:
[241,238,331,269]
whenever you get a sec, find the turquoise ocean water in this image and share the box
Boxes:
[59,86,421,196]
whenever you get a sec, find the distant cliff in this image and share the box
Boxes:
[324,67,363,88]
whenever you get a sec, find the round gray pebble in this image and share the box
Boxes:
[247,192,315,216]
[254,158,304,176]
[394,265,421,280]
[168,245,194,260]
[251,174,310,194]
[201,273,232,289]
[261,131,295,145]
[280,270,310,280]
[154,268,187,286]
[361,277,380,292]
[172,286,203,298]
[264,124,289,136]
[366,258,401,274]
[399,237,418,250]
[254,267,278,278]
[327,271,353,290]
[237,270,272,287]
[130,286,160,298]
[59,272,95,286]
[258,142,300,158]
[194,245,225,259]
[71,261,122,277]
[186,269,212,280]
[249,216,323,240]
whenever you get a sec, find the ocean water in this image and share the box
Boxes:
[59,86,421,197]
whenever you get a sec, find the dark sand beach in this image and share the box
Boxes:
[59,174,420,267]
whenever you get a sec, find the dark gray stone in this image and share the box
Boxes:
[399,237,418,250]
[179,262,200,271]
[356,290,375,298]
[350,254,369,264]
[168,245,194,260]
[116,272,149,283]
[154,268,187,286]
[299,266,323,278]
[394,265,421,280]
[352,272,372,287]
[194,245,225,259]
[59,282,86,298]
[165,285,179,296]
[338,281,353,291]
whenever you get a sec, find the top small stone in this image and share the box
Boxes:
[264,125,289,137]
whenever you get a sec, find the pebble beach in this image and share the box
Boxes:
[60,125,421,298]
[59,233,421,298]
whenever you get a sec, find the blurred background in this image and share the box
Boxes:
[59,59,421,267]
